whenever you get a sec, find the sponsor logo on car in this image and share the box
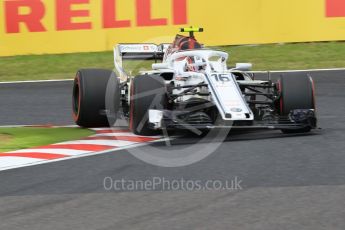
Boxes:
[231,108,243,113]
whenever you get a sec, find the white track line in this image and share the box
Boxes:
[0,136,170,172]
[59,140,137,147]
[0,142,151,172]
[90,128,119,131]
[0,79,73,84]
[0,157,42,168]
[0,125,78,128]
[91,133,140,137]
[8,149,91,156]
[0,125,37,128]
[250,68,345,74]
[90,133,162,138]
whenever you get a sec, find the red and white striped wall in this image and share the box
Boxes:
[0,128,162,171]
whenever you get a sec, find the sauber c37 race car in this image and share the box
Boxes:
[72,27,317,135]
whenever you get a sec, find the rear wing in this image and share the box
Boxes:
[114,43,170,81]
[115,43,170,60]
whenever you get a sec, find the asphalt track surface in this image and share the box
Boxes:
[0,70,345,229]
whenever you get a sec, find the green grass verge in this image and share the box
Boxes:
[1,41,345,82]
[0,127,94,152]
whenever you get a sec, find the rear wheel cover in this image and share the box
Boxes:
[72,69,118,128]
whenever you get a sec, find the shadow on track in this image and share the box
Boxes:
[150,129,322,147]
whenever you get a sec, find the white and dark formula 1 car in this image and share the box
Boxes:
[72,27,317,135]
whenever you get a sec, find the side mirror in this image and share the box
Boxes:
[234,63,252,71]
[152,63,169,70]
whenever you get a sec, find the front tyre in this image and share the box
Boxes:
[73,69,120,128]
[130,75,168,136]
[277,73,316,134]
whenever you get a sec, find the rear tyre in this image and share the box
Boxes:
[130,75,167,136]
[73,69,120,128]
[277,73,315,134]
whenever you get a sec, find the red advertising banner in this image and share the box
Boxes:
[326,0,345,17]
